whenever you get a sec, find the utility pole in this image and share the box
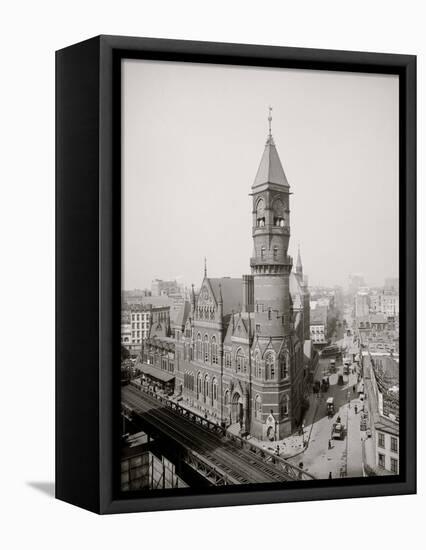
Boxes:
[344,388,350,476]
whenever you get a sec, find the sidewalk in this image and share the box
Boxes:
[242,393,320,459]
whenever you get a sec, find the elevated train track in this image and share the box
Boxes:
[122,385,315,485]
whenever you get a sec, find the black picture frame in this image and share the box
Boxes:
[56,35,416,514]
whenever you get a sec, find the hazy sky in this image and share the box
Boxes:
[122,59,399,290]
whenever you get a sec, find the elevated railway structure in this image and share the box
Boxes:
[122,384,315,486]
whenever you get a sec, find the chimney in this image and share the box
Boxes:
[242,274,254,313]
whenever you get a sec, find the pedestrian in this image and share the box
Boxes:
[328,439,332,450]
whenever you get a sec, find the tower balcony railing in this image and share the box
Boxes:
[253,225,290,236]
[250,255,293,268]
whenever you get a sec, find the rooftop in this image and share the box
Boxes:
[252,135,289,189]
[208,277,243,316]
[310,306,327,325]
[140,364,175,383]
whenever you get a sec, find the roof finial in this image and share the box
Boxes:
[268,105,273,138]
[296,242,303,274]
[204,257,207,277]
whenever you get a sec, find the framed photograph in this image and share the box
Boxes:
[56,35,416,514]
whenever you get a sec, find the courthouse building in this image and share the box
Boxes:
[141,121,310,440]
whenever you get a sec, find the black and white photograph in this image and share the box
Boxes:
[2,0,422,544]
[120,59,401,490]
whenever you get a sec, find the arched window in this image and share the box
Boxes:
[280,354,288,379]
[255,394,262,420]
[254,352,261,378]
[273,198,285,227]
[203,334,209,362]
[224,390,229,406]
[212,377,218,403]
[256,198,265,227]
[265,352,275,380]
[261,246,266,260]
[196,333,202,360]
[211,336,218,364]
[204,374,210,400]
[280,394,289,419]
[273,246,278,260]
[236,348,245,373]
[197,372,202,397]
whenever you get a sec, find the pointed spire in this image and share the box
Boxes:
[191,283,196,312]
[253,107,289,189]
[204,257,207,278]
[218,282,223,304]
[296,244,302,270]
[296,244,303,279]
[268,105,273,139]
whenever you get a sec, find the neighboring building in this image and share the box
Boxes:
[369,290,399,317]
[384,277,399,292]
[363,352,399,476]
[310,306,328,345]
[122,303,171,354]
[122,289,152,305]
[354,291,370,318]
[121,433,187,491]
[356,313,388,335]
[151,279,179,297]
[121,323,132,346]
[139,121,308,440]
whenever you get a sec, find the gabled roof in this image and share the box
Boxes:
[149,320,168,338]
[208,277,243,316]
[173,300,191,329]
[252,135,290,189]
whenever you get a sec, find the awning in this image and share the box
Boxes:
[141,364,175,383]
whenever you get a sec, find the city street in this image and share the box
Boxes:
[288,355,364,479]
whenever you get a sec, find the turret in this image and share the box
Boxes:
[251,107,293,337]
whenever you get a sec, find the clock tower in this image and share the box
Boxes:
[250,108,296,440]
[251,109,292,336]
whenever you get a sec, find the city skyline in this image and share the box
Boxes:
[122,60,399,291]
